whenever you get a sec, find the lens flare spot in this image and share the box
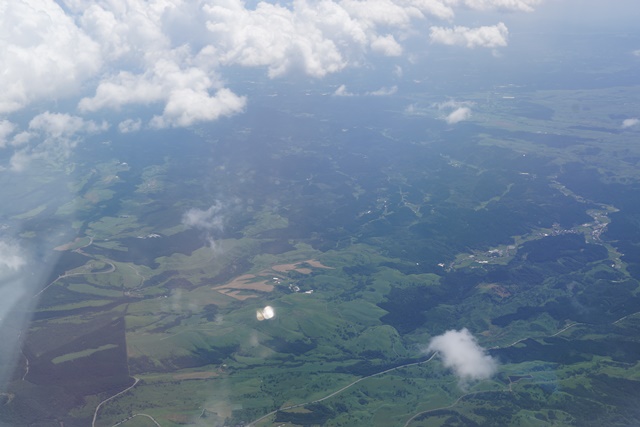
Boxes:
[256,305,275,321]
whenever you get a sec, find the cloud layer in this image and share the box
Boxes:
[0,0,544,133]
[427,328,498,382]
[0,0,555,173]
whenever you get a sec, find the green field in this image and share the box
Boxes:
[4,50,640,427]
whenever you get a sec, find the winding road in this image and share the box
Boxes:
[248,352,439,426]
[248,311,640,427]
[92,377,140,427]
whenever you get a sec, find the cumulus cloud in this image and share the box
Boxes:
[622,118,639,128]
[427,328,498,383]
[0,0,101,114]
[77,58,248,128]
[202,0,350,78]
[150,88,247,129]
[371,34,403,56]
[28,112,108,138]
[446,107,472,124]
[437,100,474,124]
[430,22,509,48]
[0,0,543,130]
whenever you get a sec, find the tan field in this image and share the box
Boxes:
[212,259,332,300]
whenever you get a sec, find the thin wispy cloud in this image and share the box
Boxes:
[426,328,498,384]
[367,86,398,96]
[0,239,29,391]
[0,120,16,148]
[430,23,509,49]
[461,0,542,12]
[0,241,26,272]
[622,118,639,128]
[334,85,355,97]
[404,103,421,115]
[118,119,142,133]
[183,202,225,250]
[8,112,108,171]
[182,202,225,231]
[334,85,398,97]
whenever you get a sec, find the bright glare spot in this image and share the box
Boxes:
[263,306,274,319]
[256,305,275,321]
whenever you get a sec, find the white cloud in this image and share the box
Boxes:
[437,99,472,110]
[151,88,247,128]
[371,34,403,56]
[7,112,107,171]
[367,85,398,96]
[0,0,101,114]
[78,53,247,128]
[10,131,32,148]
[182,202,225,231]
[79,58,217,112]
[75,0,173,62]
[72,1,249,130]
[0,0,540,127]
[446,107,472,124]
[334,84,355,97]
[436,100,474,124]
[0,239,29,389]
[622,118,639,128]
[427,328,498,383]
[0,241,26,272]
[118,118,142,133]
[28,112,108,138]
[404,103,420,115]
[459,0,542,12]
[183,202,226,251]
[0,121,16,148]
[430,22,509,48]
[203,0,358,78]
